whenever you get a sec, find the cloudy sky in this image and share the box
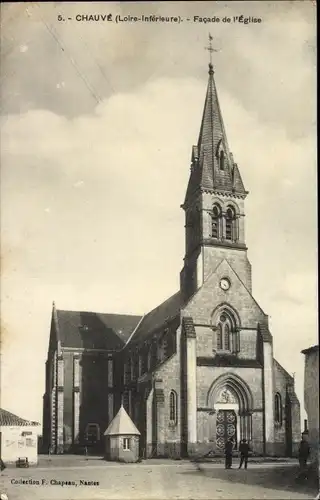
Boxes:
[0,1,317,425]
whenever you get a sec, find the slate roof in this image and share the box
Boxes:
[56,310,142,350]
[104,405,140,436]
[0,408,40,427]
[128,291,181,346]
[184,64,247,204]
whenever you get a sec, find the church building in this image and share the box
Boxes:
[42,57,301,458]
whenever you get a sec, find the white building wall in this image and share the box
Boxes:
[0,425,39,464]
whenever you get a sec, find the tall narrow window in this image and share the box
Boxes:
[127,358,132,382]
[107,358,113,388]
[211,204,221,239]
[138,354,143,377]
[225,207,235,241]
[275,393,282,425]
[217,324,223,350]
[224,324,230,350]
[216,314,232,352]
[147,347,152,371]
[123,362,127,384]
[128,390,132,416]
[123,391,129,412]
[169,390,177,424]
[219,150,225,170]
[131,355,136,381]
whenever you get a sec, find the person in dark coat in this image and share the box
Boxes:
[225,438,233,469]
[297,435,310,479]
[238,439,250,469]
[0,457,6,471]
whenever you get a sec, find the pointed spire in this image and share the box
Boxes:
[184,43,247,204]
[197,61,231,177]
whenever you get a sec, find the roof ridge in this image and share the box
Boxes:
[57,309,142,318]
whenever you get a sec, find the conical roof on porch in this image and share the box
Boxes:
[104,405,140,436]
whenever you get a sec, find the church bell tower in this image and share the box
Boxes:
[180,44,252,303]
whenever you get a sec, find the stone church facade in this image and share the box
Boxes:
[42,61,301,458]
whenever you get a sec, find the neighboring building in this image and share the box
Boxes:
[42,58,301,458]
[104,404,140,463]
[0,408,40,465]
[301,345,319,466]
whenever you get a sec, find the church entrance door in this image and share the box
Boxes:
[216,410,237,451]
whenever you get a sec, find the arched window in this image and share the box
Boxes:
[219,150,225,170]
[169,390,178,424]
[275,393,282,425]
[216,313,232,352]
[225,206,236,241]
[211,204,221,239]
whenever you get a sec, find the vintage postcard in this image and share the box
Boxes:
[0,1,317,499]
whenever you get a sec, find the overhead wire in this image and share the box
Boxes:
[32,2,103,105]
[77,35,115,95]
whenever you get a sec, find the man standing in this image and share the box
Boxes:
[297,434,310,480]
[238,439,250,469]
[225,438,233,469]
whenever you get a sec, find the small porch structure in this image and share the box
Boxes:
[104,405,140,463]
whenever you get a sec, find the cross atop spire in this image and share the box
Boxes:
[205,33,219,73]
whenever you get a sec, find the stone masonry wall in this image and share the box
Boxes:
[152,327,182,458]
